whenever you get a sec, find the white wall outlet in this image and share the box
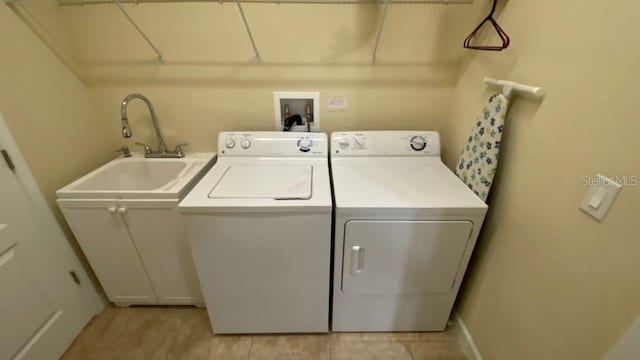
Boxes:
[580,174,622,221]
[328,96,348,112]
[273,91,320,132]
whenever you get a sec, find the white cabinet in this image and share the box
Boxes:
[120,200,202,304]
[58,198,202,306]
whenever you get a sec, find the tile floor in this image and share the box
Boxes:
[61,307,467,360]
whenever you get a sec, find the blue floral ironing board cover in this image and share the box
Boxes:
[454,93,509,202]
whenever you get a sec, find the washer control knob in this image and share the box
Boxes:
[338,137,350,149]
[298,138,313,152]
[353,136,366,149]
[240,138,251,149]
[225,138,236,149]
[410,135,427,151]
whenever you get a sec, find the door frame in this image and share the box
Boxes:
[0,113,105,315]
[604,315,640,360]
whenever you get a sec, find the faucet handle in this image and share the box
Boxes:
[175,143,189,156]
[174,143,189,157]
[135,142,153,155]
[116,145,132,158]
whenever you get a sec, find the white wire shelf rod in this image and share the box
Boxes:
[236,2,261,64]
[371,0,389,65]
[113,0,164,63]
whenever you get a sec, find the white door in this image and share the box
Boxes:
[341,220,473,296]
[58,199,157,305]
[0,150,93,358]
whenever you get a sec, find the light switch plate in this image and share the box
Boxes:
[580,174,622,221]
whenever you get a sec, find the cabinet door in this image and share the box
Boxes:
[57,199,156,304]
[119,200,202,304]
[341,220,473,296]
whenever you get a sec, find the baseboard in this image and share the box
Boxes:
[453,312,483,360]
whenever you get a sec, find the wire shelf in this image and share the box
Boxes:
[9,0,474,70]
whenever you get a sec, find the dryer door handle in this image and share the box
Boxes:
[351,245,365,274]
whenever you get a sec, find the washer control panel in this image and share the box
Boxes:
[297,136,314,153]
[219,132,327,156]
[331,131,440,157]
[409,135,427,151]
[224,138,236,149]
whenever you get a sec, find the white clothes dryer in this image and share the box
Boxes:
[330,131,488,332]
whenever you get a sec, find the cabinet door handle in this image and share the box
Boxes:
[107,206,117,213]
[117,207,127,214]
[350,245,365,274]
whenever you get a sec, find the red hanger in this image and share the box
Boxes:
[464,0,510,51]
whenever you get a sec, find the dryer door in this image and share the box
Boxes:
[341,220,473,296]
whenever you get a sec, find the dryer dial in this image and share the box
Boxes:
[353,136,366,149]
[410,135,427,151]
[338,137,350,149]
[225,138,236,149]
[240,138,252,149]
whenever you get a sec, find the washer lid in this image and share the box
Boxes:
[208,164,313,200]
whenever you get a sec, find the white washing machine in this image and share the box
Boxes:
[330,131,488,332]
[180,132,332,334]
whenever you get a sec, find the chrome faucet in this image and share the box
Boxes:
[120,94,187,158]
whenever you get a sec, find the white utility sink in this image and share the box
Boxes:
[57,153,216,199]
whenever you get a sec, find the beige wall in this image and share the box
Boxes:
[442,1,640,359]
[13,1,488,145]
[90,86,452,152]
[76,2,478,149]
[0,5,116,206]
[0,5,117,279]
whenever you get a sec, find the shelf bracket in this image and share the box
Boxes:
[236,2,261,64]
[371,0,389,65]
[113,0,164,63]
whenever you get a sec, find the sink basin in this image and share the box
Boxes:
[73,160,187,191]
[57,153,216,199]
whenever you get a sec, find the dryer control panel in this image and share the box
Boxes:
[219,131,327,157]
[331,131,440,157]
